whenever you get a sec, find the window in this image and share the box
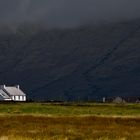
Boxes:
[15,96,18,100]
[12,96,15,100]
[23,96,26,101]
[20,96,22,101]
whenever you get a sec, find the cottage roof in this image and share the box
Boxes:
[4,87,25,96]
[0,89,11,99]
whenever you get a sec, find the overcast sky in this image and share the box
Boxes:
[0,0,140,28]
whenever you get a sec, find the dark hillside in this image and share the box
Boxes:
[0,20,140,101]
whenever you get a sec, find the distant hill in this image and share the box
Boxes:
[0,19,140,101]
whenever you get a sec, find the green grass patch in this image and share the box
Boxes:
[0,102,139,116]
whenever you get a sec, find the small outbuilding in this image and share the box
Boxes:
[113,96,126,104]
[0,85,26,101]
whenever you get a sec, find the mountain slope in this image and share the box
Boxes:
[0,20,140,101]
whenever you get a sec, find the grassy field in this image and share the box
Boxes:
[0,103,139,140]
[0,102,140,116]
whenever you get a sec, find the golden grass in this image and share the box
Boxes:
[0,116,139,140]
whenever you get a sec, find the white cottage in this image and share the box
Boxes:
[0,85,26,101]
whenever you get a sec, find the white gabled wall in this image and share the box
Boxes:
[0,95,26,101]
[11,95,26,101]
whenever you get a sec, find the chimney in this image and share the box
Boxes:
[0,85,6,89]
[15,85,20,90]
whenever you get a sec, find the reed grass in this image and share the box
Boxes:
[0,116,139,140]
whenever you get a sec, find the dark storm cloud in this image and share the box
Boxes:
[0,0,140,28]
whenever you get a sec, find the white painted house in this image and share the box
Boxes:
[0,85,26,101]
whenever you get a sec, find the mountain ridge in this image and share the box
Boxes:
[0,19,140,101]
